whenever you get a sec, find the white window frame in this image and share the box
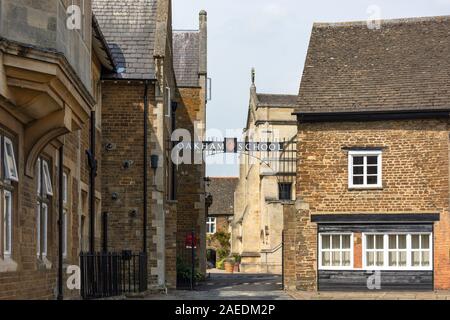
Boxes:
[3,137,18,182]
[362,233,432,271]
[207,217,216,234]
[36,202,41,256]
[63,172,68,205]
[364,233,385,268]
[411,234,432,268]
[348,150,382,189]
[41,203,48,258]
[36,158,41,195]
[3,190,12,256]
[42,160,53,196]
[387,234,409,268]
[318,233,354,270]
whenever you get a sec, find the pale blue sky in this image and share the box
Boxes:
[172,0,450,177]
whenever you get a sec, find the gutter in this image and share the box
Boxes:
[294,109,450,122]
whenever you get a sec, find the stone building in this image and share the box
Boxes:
[172,14,208,276]
[285,16,450,291]
[0,0,207,299]
[207,177,238,235]
[206,177,238,265]
[0,0,112,299]
[232,71,297,274]
[94,0,209,289]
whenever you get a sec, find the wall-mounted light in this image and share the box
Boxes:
[150,155,159,171]
[129,209,138,218]
[204,177,211,188]
[123,160,134,169]
[105,143,116,151]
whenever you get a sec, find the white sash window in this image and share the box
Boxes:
[348,150,382,188]
[3,190,12,256]
[319,234,353,270]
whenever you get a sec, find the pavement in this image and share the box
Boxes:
[288,290,450,300]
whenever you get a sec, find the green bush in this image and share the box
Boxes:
[212,231,231,260]
[214,231,231,248]
[177,257,205,281]
[216,258,225,270]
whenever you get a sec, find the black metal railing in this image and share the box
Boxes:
[80,251,147,299]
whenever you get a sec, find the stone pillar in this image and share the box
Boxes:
[294,199,317,291]
[165,201,178,289]
[151,74,167,288]
[282,203,296,290]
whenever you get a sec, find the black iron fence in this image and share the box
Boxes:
[80,251,147,299]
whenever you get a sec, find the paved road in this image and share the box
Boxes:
[147,272,292,300]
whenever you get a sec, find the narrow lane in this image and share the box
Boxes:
[146,272,292,300]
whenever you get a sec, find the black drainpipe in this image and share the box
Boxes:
[57,144,64,300]
[87,111,97,253]
[102,212,108,252]
[143,81,149,254]
[171,101,177,200]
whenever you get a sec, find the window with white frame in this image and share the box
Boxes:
[63,172,68,205]
[3,137,19,182]
[411,234,431,268]
[1,133,17,259]
[42,160,53,196]
[388,234,408,267]
[3,190,12,256]
[36,202,40,256]
[348,150,382,188]
[36,201,48,257]
[206,217,216,234]
[36,157,52,259]
[319,234,353,269]
[363,233,432,270]
[41,203,48,257]
[365,234,385,267]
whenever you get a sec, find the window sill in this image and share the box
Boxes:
[0,256,18,273]
[265,199,295,205]
[37,256,52,270]
[348,187,383,191]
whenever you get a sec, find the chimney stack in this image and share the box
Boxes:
[199,10,207,76]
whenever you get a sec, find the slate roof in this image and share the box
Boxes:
[173,31,200,87]
[207,178,239,217]
[296,15,450,114]
[256,94,298,107]
[92,15,116,71]
[92,0,157,79]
